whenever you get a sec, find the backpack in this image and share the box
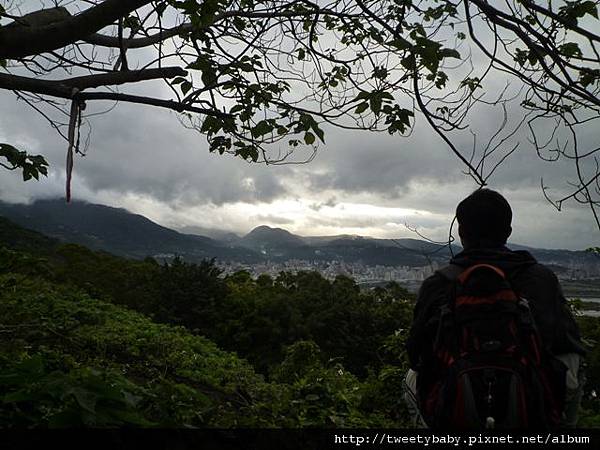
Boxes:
[416,263,567,430]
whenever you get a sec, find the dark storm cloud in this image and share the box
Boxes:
[303,122,459,197]
[73,101,295,205]
[299,89,576,202]
[0,90,291,206]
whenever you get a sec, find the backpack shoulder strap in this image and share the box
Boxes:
[429,264,463,365]
[438,263,509,283]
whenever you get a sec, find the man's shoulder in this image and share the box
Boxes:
[524,260,556,275]
[419,251,561,295]
[511,260,559,282]
[449,247,558,280]
[420,263,465,289]
[510,263,563,300]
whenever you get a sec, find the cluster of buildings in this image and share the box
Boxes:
[155,253,600,289]
[217,258,441,286]
[553,264,600,281]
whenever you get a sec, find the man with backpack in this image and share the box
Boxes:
[405,189,586,429]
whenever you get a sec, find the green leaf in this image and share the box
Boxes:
[0,143,49,182]
[297,48,306,60]
[71,388,97,414]
[229,104,245,114]
[388,37,411,51]
[370,97,382,116]
[400,56,416,71]
[200,116,222,134]
[180,81,192,95]
[440,48,460,59]
[251,120,273,138]
[3,389,36,403]
[435,71,448,89]
[354,102,369,114]
[123,15,141,30]
[560,1,598,21]
[235,145,259,162]
[580,68,600,87]
[313,125,325,143]
[353,91,370,102]
[233,17,246,32]
[209,136,231,154]
[460,77,481,92]
[304,132,315,145]
[559,42,583,58]
[372,67,388,80]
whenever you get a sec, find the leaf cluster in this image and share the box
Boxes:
[0,143,48,182]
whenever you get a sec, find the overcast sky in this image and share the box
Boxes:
[1,84,597,251]
[1,2,598,251]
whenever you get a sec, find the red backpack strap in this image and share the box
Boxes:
[457,264,506,284]
[437,263,508,283]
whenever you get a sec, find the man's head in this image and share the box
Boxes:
[456,188,512,249]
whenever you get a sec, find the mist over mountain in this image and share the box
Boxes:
[0,199,598,277]
[177,225,240,243]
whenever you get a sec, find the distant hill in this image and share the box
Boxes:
[235,227,449,264]
[0,199,599,275]
[318,237,438,266]
[236,225,322,260]
[0,215,58,255]
[0,200,261,262]
[240,225,307,248]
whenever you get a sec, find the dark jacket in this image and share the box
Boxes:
[406,246,586,371]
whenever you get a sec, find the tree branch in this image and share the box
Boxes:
[0,0,154,59]
[0,67,186,98]
[85,23,193,48]
[77,91,230,117]
[83,8,361,49]
[0,74,72,98]
[67,67,187,89]
[412,63,486,186]
[520,1,600,44]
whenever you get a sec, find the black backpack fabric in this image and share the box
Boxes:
[416,263,567,430]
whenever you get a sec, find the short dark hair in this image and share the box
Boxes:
[456,188,512,245]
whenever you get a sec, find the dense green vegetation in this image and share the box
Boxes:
[1,217,599,427]
[0,219,416,427]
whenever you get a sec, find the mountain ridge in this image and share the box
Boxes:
[0,199,261,263]
[0,199,598,275]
